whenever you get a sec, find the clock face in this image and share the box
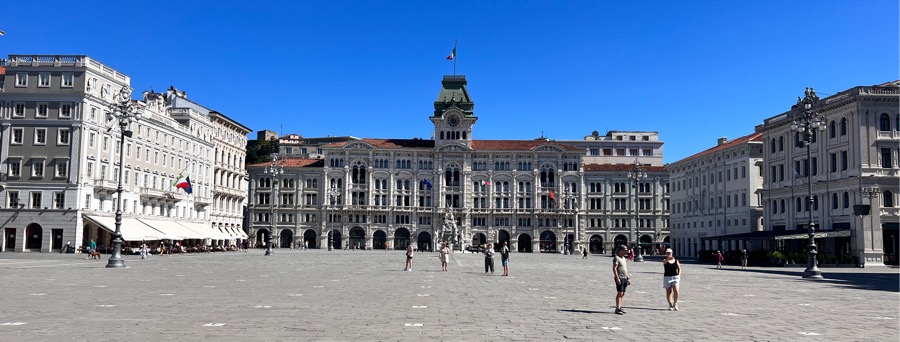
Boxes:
[448,116,460,127]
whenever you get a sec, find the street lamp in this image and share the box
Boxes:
[790,87,826,279]
[628,158,647,262]
[326,187,340,251]
[561,188,576,255]
[105,86,142,268]
[263,156,283,256]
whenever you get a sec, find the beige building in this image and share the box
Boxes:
[247,75,670,254]
[668,132,765,258]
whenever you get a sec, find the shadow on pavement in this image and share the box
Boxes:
[718,267,900,293]
[560,309,610,314]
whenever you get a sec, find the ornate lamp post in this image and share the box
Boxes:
[327,187,340,251]
[105,86,142,268]
[628,158,647,262]
[561,188,576,255]
[263,156,283,256]
[790,87,826,279]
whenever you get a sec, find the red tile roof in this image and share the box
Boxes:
[324,138,581,151]
[248,158,324,168]
[678,132,763,162]
[583,164,668,172]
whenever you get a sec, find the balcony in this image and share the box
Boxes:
[193,195,212,206]
[139,187,167,200]
[94,178,117,193]
[214,184,246,198]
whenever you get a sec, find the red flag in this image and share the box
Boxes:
[549,190,556,208]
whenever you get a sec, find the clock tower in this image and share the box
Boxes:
[431,75,477,149]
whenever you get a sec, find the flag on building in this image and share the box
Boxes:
[446,46,456,60]
[482,180,490,186]
[792,165,802,179]
[423,179,433,190]
[175,175,193,194]
[549,190,556,208]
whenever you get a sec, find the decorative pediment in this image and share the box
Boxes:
[532,144,565,152]
[437,144,472,152]
[343,141,375,150]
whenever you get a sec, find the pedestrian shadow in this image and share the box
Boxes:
[560,309,609,314]
[719,268,899,293]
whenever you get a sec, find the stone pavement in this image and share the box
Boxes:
[0,250,897,342]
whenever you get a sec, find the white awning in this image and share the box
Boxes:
[84,215,173,241]
[176,221,232,240]
[137,218,204,240]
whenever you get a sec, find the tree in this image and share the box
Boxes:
[245,138,279,165]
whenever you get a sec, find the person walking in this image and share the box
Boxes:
[440,243,450,271]
[740,249,748,269]
[484,243,495,274]
[662,248,681,311]
[715,250,724,269]
[89,239,97,254]
[405,244,414,271]
[500,242,510,276]
[613,245,631,315]
[140,241,148,259]
[627,247,634,261]
[582,247,588,259]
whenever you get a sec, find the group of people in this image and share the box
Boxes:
[612,245,682,315]
[405,241,511,276]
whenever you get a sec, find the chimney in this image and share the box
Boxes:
[717,137,728,146]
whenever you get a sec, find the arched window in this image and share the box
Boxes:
[840,118,847,136]
[770,138,776,153]
[832,193,838,209]
[796,197,802,212]
[829,121,836,138]
[772,200,778,214]
[778,136,784,151]
[884,190,894,208]
[780,199,785,213]
[842,191,850,208]
[880,114,891,131]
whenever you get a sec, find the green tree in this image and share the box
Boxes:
[245,138,279,165]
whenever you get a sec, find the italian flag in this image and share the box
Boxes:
[446,47,456,60]
[174,175,193,194]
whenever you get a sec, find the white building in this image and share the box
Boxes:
[758,81,899,266]
[0,55,247,252]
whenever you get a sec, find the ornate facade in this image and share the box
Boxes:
[247,75,670,253]
[0,55,247,252]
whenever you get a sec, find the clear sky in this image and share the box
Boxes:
[1,1,897,162]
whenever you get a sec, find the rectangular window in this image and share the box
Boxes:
[58,128,70,145]
[9,161,21,177]
[102,136,109,151]
[34,128,47,145]
[882,148,893,168]
[90,107,97,121]
[14,103,25,117]
[15,73,27,87]
[589,148,599,156]
[56,161,68,178]
[643,148,653,156]
[830,153,837,172]
[31,192,42,208]
[37,103,48,117]
[84,194,91,209]
[60,104,72,118]
[38,73,50,87]
[8,191,20,207]
[62,73,74,87]
[126,143,132,158]
[12,128,24,144]
[86,162,93,178]
[841,151,848,171]
[33,161,44,177]
[54,192,65,209]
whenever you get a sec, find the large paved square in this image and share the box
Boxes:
[0,250,897,341]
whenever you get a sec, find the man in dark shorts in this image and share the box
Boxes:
[613,245,631,315]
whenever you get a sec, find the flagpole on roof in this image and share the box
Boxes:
[453,39,457,76]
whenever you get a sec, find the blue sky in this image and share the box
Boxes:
[1,1,897,162]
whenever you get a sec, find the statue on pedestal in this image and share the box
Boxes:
[441,211,458,247]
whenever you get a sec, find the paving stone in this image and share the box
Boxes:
[0,251,896,341]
